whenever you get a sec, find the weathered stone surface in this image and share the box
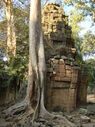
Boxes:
[43,3,88,113]
[81,116,91,123]
[42,2,75,58]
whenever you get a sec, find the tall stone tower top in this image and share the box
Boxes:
[42,3,76,59]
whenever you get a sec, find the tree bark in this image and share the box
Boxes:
[25,0,50,120]
[4,0,16,59]
[3,0,47,119]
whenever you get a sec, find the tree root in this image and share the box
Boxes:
[2,100,76,127]
[32,112,76,127]
[32,104,76,127]
[39,106,54,120]
[16,108,34,123]
[39,111,76,127]
[52,114,76,127]
[2,100,30,118]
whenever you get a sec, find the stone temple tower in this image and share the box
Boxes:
[42,3,88,112]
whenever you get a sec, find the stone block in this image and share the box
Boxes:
[52,81,70,88]
[53,75,60,81]
[66,65,71,70]
[59,59,65,64]
[70,83,77,89]
[68,89,77,110]
[81,116,91,123]
[60,76,71,82]
[66,70,71,78]
[71,68,78,83]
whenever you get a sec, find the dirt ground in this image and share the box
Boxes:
[0,94,95,127]
[87,94,95,103]
[64,94,95,127]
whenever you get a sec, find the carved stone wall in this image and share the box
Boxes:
[45,57,79,112]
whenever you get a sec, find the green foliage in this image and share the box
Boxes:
[0,55,28,89]
[69,9,84,35]
[0,4,29,90]
[85,59,95,89]
[60,1,85,64]
[63,0,95,22]
[62,0,95,63]
[82,32,95,57]
[75,37,83,65]
[14,7,29,56]
[0,61,9,88]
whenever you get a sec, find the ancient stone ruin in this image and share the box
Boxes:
[42,3,88,112]
[0,3,88,113]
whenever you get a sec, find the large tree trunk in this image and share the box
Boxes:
[26,0,45,117]
[25,0,52,121]
[4,0,16,59]
[3,0,47,119]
